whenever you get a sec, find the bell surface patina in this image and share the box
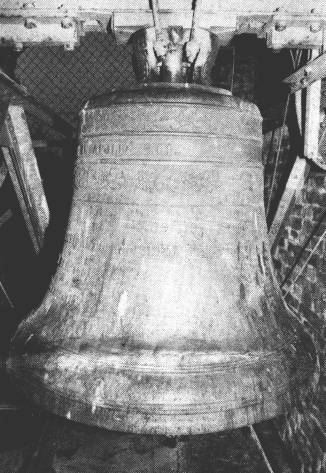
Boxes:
[7,83,314,435]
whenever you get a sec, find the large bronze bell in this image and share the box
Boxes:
[7,83,314,435]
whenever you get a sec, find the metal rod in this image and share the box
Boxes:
[250,426,275,473]
[0,278,14,309]
[150,0,162,38]
[266,93,291,219]
[230,47,235,93]
[190,0,203,40]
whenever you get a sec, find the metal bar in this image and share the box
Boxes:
[150,0,162,38]
[0,278,14,309]
[250,426,275,473]
[266,94,291,220]
[251,422,301,473]
[190,0,203,40]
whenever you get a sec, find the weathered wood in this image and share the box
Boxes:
[1,0,326,16]
[304,65,322,161]
[268,50,321,248]
[267,24,324,50]
[2,103,49,253]
[269,156,309,250]
[1,1,326,47]
[284,51,326,94]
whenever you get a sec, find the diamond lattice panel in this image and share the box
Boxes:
[16,33,136,127]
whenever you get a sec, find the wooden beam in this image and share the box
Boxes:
[2,103,49,254]
[1,0,326,16]
[268,156,309,251]
[304,68,322,162]
[269,50,321,248]
[283,51,326,94]
[0,2,326,47]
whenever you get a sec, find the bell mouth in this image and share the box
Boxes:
[7,345,311,435]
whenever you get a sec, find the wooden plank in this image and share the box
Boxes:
[269,50,321,248]
[304,70,322,161]
[0,17,80,51]
[267,24,324,50]
[283,51,326,93]
[1,0,326,16]
[0,3,326,47]
[268,156,309,250]
[2,103,49,253]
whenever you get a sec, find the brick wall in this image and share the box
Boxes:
[271,170,326,472]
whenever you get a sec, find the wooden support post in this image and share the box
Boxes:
[304,60,322,163]
[269,49,321,248]
[1,103,49,254]
[268,155,308,251]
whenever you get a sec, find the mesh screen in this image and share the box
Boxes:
[16,33,136,128]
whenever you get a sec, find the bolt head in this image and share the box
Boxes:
[63,42,74,51]
[22,2,35,8]
[24,18,37,29]
[14,42,24,51]
[61,17,73,29]
[310,22,322,33]
[275,21,287,32]
[303,66,312,76]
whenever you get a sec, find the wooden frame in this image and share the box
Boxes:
[1,103,49,253]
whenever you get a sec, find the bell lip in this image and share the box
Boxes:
[9,387,292,436]
[7,346,313,435]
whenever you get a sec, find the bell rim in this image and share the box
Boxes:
[7,345,313,435]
